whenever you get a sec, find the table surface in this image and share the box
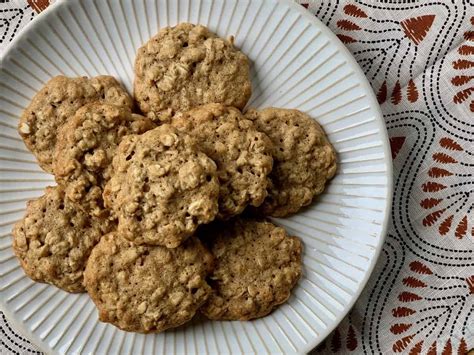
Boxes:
[1,0,473,354]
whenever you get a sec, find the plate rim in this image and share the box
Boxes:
[1,2,63,352]
[280,1,393,353]
[0,0,394,353]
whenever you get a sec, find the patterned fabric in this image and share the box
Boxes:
[300,1,474,354]
[0,0,36,53]
[0,0,473,354]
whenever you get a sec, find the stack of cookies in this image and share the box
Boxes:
[12,23,337,332]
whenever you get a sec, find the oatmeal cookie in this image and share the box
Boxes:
[172,104,273,219]
[245,108,337,217]
[53,103,154,217]
[12,186,113,293]
[200,218,302,320]
[84,233,213,333]
[18,75,133,172]
[103,124,219,247]
[134,23,251,122]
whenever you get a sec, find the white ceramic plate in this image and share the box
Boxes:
[0,0,392,353]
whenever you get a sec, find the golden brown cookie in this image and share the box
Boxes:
[172,104,273,220]
[103,124,219,248]
[12,186,113,293]
[53,103,154,217]
[18,76,133,173]
[134,23,252,122]
[84,233,213,333]
[245,108,337,217]
[200,218,302,320]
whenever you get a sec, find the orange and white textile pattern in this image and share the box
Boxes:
[295,1,474,354]
[1,0,473,354]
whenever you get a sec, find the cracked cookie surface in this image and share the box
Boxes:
[84,233,213,333]
[19,75,133,173]
[12,186,114,293]
[245,108,337,217]
[53,103,154,217]
[103,124,219,247]
[173,104,273,220]
[200,218,302,320]
[134,23,251,122]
